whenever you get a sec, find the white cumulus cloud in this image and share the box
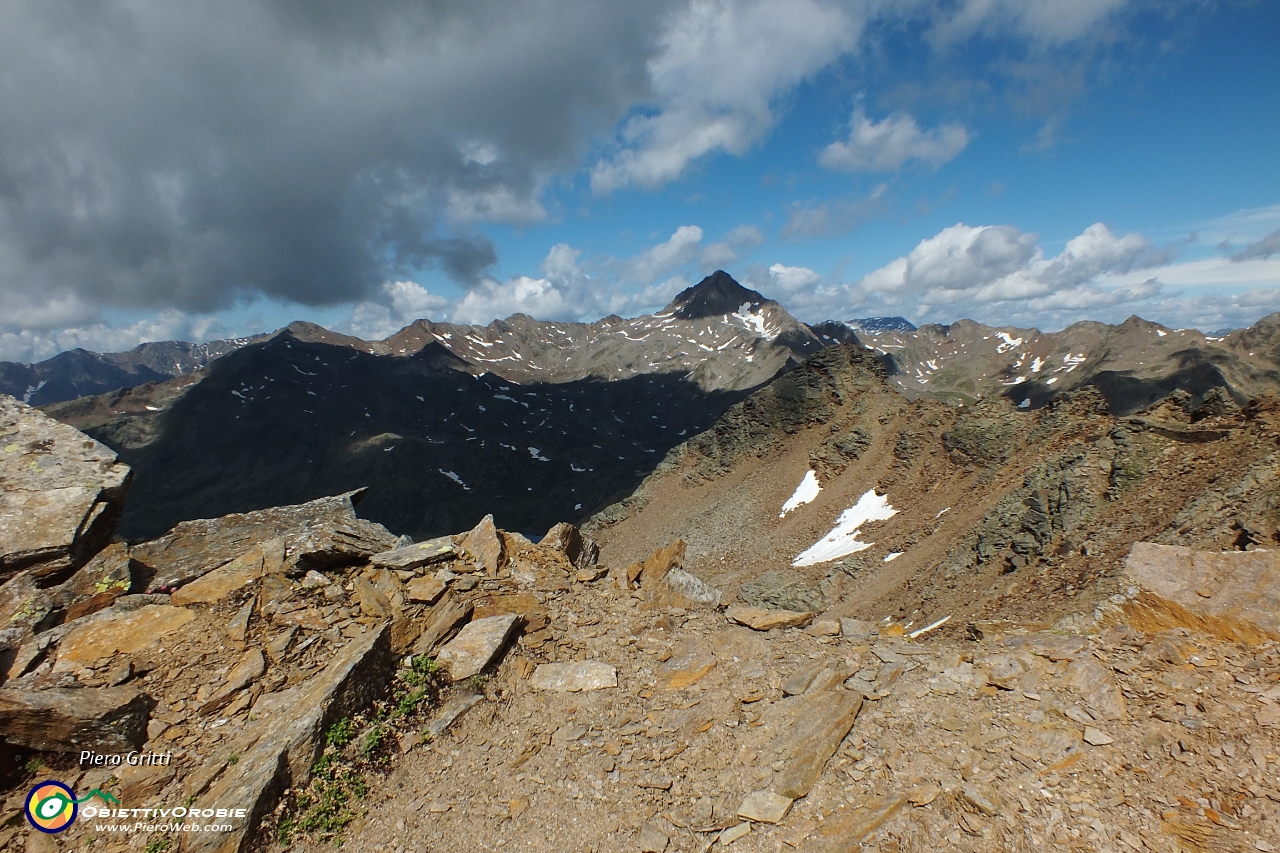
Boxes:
[819,109,969,172]
[343,281,450,340]
[591,0,861,193]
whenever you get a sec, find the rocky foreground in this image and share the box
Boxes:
[2,393,1280,853]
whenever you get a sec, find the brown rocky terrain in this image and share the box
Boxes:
[1,321,1279,853]
[588,343,1280,634]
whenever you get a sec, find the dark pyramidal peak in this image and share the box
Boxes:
[664,270,769,319]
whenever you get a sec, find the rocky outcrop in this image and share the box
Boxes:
[0,395,131,581]
[130,489,397,590]
[184,623,395,853]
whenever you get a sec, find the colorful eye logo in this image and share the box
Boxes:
[25,781,77,833]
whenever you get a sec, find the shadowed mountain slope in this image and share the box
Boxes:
[60,330,751,541]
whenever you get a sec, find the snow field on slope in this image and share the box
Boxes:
[792,489,898,566]
[780,470,821,517]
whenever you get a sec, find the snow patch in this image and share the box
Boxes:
[528,447,549,461]
[995,332,1023,353]
[440,469,471,490]
[792,490,898,566]
[21,380,47,403]
[883,552,903,562]
[780,470,821,517]
[733,303,778,341]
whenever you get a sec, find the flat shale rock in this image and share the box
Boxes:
[1122,542,1280,644]
[170,542,267,605]
[772,687,863,799]
[370,536,456,570]
[0,395,131,581]
[131,489,396,589]
[56,604,195,665]
[530,661,618,692]
[737,790,794,823]
[437,613,519,682]
[805,795,906,852]
[658,638,717,689]
[726,605,814,631]
[405,576,448,604]
[0,685,153,752]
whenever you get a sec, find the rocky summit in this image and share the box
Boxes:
[1,301,1280,853]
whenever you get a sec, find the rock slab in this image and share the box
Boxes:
[370,536,457,570]
[171,543,266,605]
[726,605,814,631]
[56,604,195,665]
[738,790,794,823]
[131,489,396,589]
[185,623,393,853]
[0,685,153,752]
[458,513,506,573]
[530,661,618,692]
[773,687,863,799]
[437,613,519,681]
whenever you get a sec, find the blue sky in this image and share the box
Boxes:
[1,0,1277,361]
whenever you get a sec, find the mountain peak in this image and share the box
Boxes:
[663,271,769,320]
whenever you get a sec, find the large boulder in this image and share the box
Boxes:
[1121,542,1280,645]
[0,685,154,752]
[0,395,131,582]
[131,488,398,590]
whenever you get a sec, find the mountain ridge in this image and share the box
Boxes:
[24,272,1280,542]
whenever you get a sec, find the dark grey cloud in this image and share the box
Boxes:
[0,0,668,327]
[1231,229,1280,262]
[0,0,1167,337]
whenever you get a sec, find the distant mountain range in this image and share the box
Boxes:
[0,338,260,406]
[0,272,908,405]
[25,271,1280,541]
